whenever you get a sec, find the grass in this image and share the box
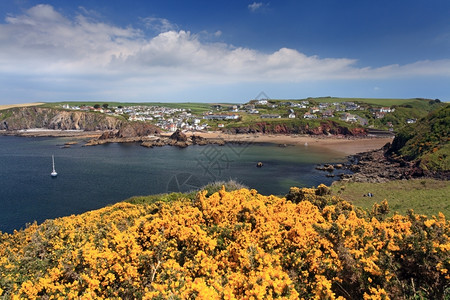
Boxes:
[41,101,216,115]
[125,179,248,205]
[305,97,434,107]
[330,179,450,218]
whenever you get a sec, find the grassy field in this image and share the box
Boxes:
[331,179,450,217]
[41,101,216,114]
[304,97,433,107]
[0,103,45,111]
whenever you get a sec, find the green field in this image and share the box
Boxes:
[331,179,450,217]
[303,97,438,107]
[40,101,216,115]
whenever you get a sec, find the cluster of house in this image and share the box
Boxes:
[60,104,206,132]
[302,101,363,120]
[126,106,208,132]
[60,99,406,132]
[369,107,395,119]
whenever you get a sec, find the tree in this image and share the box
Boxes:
[102,103,109,109]
[94,104,101,109]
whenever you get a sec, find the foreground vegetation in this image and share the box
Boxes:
[331,179,450,217]
[1,184,449,299]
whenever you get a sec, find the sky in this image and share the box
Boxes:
[0,0,449,104]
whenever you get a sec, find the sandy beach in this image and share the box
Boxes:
[0,102,45,111]
[178,132,394,156]
[2,129,393,156]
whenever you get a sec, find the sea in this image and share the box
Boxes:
[0,136,351,233]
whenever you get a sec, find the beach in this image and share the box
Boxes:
[2,129,393,156]
[181,132,394,156]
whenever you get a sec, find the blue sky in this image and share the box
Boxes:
[0,0,449,104]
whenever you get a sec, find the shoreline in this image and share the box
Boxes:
[181,131,394,156]
[1,129,393,156]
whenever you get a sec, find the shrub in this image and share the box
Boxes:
[1,186,448,299]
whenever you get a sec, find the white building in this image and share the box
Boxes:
[257,99,268,105]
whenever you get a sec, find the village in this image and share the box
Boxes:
[60,98,411,132]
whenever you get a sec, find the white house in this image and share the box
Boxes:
[340,113,357,122]
[303,112,317,119]
[260,114,281,119]
[288,113,296,119]
[380,107,394,113]
[310,107,320,113]
[257,99,268,105]
[168,123,177,132]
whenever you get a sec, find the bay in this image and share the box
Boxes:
[0,136,350,233]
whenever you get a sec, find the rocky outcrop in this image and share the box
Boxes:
[86,131,227,148]
[0,107,122,131]
[99,130,117,139]
[116,123,160,138]
[191,135,208,145]
[223,121,367,136]
[170,129,187,142]
[342,145,449,183]
[95,123,160,142]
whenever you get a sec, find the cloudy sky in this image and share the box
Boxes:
[0,0,449,104]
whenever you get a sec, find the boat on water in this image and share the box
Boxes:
[51,155,58,177]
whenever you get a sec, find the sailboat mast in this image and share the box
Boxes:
[51,155,58,177]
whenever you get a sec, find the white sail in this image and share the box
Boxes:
[51,155,58,177]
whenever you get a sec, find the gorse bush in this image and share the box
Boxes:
[0,186,449,299]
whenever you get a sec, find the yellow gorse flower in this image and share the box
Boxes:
[0,186,448,299]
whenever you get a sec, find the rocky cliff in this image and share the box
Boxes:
[98,123,161,139]
[223,120,367,136]
[0,107,123,131]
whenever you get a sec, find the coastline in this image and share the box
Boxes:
[0,129,102,139]
[180,131,394,156]
[0,129,393,156]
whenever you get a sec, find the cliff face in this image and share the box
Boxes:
[224,120,367,136]
[0,107,123,131]
[98,123,161,139]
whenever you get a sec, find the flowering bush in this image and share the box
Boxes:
[0,186,449,299]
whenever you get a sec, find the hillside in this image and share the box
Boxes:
[1,98,442,137]
[223,119,367,136]
[0,185,448,299]
[387,104,450,172]
[0,106,124,131]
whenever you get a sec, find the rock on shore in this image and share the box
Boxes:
[342,145,449,183]
[85,128,226,148]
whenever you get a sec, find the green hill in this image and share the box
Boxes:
[387,104,450,172]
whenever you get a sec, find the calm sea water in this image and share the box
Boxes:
[0,136,350,233]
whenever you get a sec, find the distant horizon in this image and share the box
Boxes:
[0,1,449,104]
[1,96,448,108]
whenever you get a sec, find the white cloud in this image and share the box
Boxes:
[248,2,264,13]
[141,17,177,33]
[0,4,449,102]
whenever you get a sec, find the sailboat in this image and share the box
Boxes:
[51,155,58,177]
